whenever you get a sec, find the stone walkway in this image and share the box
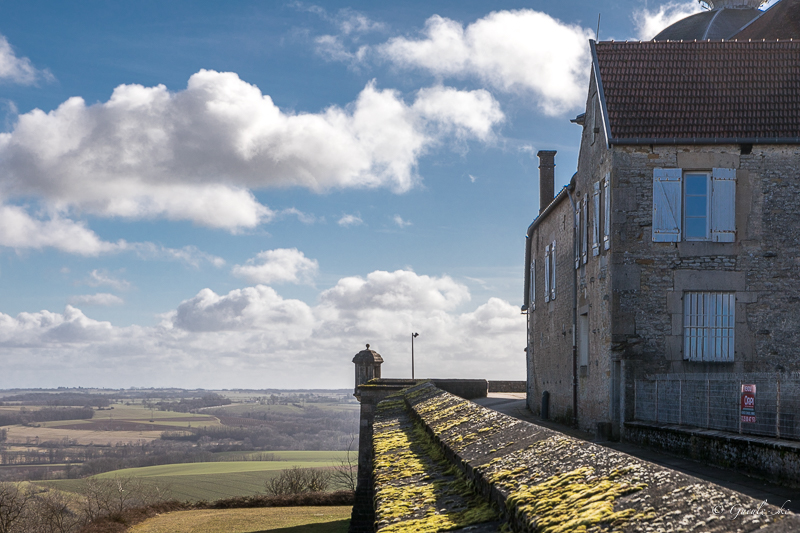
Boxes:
[474,393,800,514]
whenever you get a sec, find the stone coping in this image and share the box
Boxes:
[373,382,800,532]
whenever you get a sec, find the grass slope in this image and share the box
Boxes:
[39,453,350,502]
[129,505,351,533]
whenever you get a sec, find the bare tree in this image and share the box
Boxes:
[331,434,357,492]
[0,483,33,533]
[264,467,332,496]
[80,476,171,522]
[28,490,84,533]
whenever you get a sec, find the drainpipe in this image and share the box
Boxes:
[566,185,578,428]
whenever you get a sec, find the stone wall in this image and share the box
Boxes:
[487,380,526,393]
[369,383,800,532]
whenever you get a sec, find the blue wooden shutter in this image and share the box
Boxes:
[544,245,551,303]
[652,168,682,242]
[581,195,589,264]
[603,175,611,250]
[529,259,536,310]
[574,206,581,269]
[550,240,557,301]
[592,182,601,256]
[711,168,736,243]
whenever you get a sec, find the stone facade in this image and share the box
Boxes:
[526,57,800,439]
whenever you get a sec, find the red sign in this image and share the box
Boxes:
[741,384,756,423]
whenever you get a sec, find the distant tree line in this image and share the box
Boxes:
[0,392,110,407]
[155,393,231,412]
[0,407,94,427]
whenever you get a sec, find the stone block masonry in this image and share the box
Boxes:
[370,383,800,532]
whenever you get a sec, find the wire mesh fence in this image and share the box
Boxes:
[634,373,800,441]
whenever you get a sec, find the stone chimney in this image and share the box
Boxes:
[537,150,556,214]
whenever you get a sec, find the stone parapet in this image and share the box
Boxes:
[372,382,800,532]
[624,421,800,488]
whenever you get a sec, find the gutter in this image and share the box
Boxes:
[609,137,800,145]
[565,187,579,429]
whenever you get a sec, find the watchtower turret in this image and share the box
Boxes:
[352,344,383,396]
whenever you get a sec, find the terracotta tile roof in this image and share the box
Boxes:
[734,0,800,40]
[594,40,800,143]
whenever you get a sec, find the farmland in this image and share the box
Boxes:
[130,506,351,533]
[0,387,359,497]
[40,452,348,501]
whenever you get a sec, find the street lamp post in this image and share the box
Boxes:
[411,332,419,380]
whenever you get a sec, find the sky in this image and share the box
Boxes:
[0,0,736,389]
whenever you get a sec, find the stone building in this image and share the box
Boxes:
[523,0,800,440]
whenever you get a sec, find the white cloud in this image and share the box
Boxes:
[633,1,704,41]
[69,293,124,307]
[393,215,412,228]
[232,248,319,285]
[338,213,363,227]
[468,174,477,183]
[0,34,52,85]
[124,243,226,268]
[278,207,317,224]
[379,11,595,115]
[0,269,525,388]
[84,270,131,291]
[0,205,121,256]
[0,72,503,230]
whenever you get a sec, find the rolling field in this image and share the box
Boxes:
[1,404,222,445]
[130,506,351,533]
[39,452,350,501]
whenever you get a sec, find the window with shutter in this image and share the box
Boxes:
[652,168,682,242]
[592,182,600,256]
[544,245,551,303]
[550,240,557,301]
[603,175,610,250]
[711,168,736,242]
[581,195,588,264]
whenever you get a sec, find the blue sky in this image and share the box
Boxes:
[0,0,711,389]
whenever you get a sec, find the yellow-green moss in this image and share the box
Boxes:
[372,393,499,533]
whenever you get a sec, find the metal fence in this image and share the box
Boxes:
[634,373,800,441]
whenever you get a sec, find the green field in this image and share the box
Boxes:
[39,452,350,502]
[130,505,351,533]
[207,402,359,416]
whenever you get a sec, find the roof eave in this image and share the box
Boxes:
[608,136,800,145]
[590,39,612,150]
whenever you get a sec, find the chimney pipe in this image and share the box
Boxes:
[538,150,556,214]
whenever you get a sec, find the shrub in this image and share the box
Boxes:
[264,467,332,496]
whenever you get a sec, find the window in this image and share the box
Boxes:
[684,172,710,240]
[684,292,735,362]
[581,194,588,265]
[544,245,551,303]
[652,168,736,242]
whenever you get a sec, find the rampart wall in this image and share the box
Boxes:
[364,383,800,532]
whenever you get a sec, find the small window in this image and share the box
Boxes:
[684,292,735,362]
[684,173,710,240]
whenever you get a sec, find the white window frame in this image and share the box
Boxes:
[684,292,735,362]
